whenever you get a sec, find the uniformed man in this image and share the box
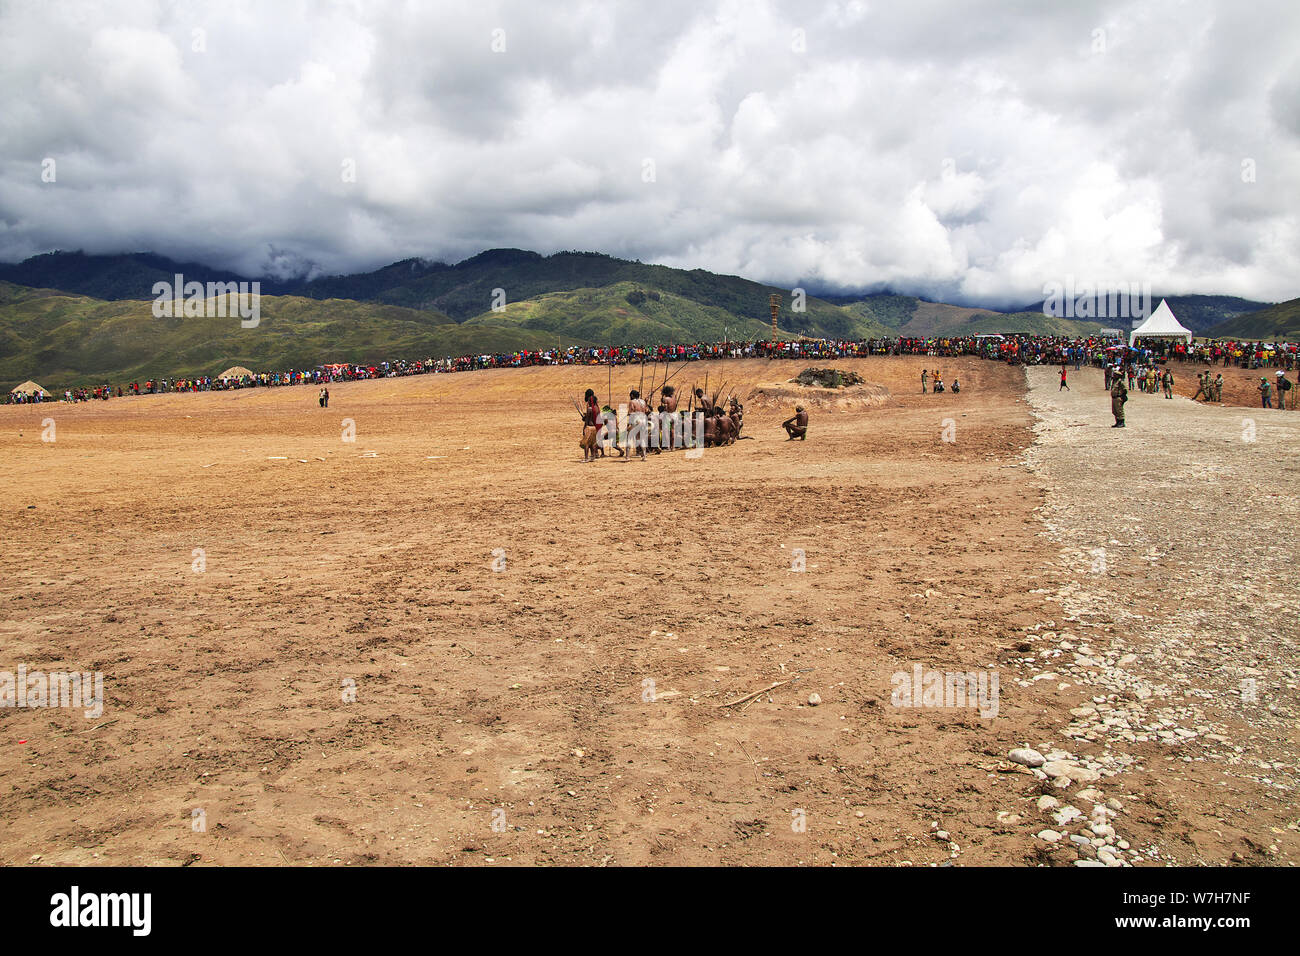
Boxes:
[1111,373,1128,428]
[1191,370,1208,402]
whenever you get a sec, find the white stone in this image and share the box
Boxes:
[1042,760,1100,783]
[1053,806,1083,826]
[1008,748,1046,767]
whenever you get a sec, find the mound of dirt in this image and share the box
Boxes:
[748,380,893,411]
[791,367,866,388]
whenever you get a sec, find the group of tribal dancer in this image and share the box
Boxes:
[574,361,808,462]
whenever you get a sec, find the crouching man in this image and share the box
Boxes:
[782,405,809,440]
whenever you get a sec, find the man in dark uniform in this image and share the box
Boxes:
[1111,372,1128,428]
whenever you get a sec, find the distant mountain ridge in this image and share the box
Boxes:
[1205,297,1300,339]
[0,247,1283,390]
[0,249,1273,334]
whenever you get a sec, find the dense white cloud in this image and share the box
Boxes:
[1,0,1297,304]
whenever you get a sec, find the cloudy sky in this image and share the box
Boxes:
[2,0,1297,305]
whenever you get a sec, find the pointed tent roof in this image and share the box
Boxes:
[217,366,256,379]
[9,380,48,395]
[1130,299,1194,344]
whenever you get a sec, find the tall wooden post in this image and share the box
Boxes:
[769,293,781,339]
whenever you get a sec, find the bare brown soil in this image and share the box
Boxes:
[0,356,1293,866]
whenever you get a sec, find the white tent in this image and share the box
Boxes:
[1130,299,1194,345]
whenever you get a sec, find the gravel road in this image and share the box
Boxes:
[1020,365,1300,864]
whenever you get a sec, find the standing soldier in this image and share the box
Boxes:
[921,368,929,394]
[1111,373,1128,428]
[1212,373,1224,402]
[1161,367,1174,399]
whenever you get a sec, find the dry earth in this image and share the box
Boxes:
[0,356,1294,866]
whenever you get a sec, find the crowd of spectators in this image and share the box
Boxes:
[8,333,1297,403]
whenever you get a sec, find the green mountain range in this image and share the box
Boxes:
[0,247,1284,392]
[1206,297,1300,339]
[0,282,583,390]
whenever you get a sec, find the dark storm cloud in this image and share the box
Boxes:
[1,0,1296,302]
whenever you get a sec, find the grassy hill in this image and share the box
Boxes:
[0,249,879,338]
[0,283,583,391]
[300,250,893,339]
[898,302,1105,337]
[0,248,991,340]
[1206,297,1300,339]
[462,281,894,345]
[1158,295,1272,334]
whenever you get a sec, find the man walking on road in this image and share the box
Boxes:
[1192,371,1208,402]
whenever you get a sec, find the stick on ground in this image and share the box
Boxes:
[715,678,795,709]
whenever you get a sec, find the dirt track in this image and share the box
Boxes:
[1022,366,1300,864]
[0,356,1294,866]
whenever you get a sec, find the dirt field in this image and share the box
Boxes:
[1,356,1295,866]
